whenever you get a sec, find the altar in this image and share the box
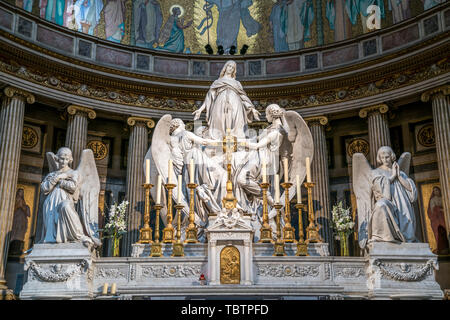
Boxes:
[19,60,444,300]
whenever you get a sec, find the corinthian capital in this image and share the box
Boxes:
[420,85,450,102]
[4,87,35,104]
[67,105,96,119]
[304,115,328,126]
[359,104,389,118]
[127,117,155,129]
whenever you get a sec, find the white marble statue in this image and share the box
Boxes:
[240,104,313,237]
[192,60,261,140]
[353,146,418,249]
[147,61,313,242]
[38,147,101,247]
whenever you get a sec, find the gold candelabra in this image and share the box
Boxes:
[172,204,185,257]
[259,182,273,242]
[281,182,295,243]
[138,183,153,244]
[162,183,175,243]
[273,203,286,256]
[150,204,163,257]
[295,203,308,256]
[185,183,198,243]
[303,182,322,243]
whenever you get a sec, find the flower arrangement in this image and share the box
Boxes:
[199,273,206,285]
[331,201,354,256]
[103,200,128,257]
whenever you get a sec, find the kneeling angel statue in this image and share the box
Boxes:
[38,147,101,247]
[353,146,418,249]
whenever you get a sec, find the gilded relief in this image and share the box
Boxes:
[87,140,108,161]
[220,246,240,284]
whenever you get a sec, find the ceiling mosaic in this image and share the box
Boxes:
[10,0,446,55]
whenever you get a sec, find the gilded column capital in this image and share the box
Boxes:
[359,104,389,118]
[304,116,328,126]
[421,85,450,102]
[127,117,155,129]
[3,87,35,104]
[67,105,96,119]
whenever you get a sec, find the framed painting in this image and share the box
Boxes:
[418,181,449,255]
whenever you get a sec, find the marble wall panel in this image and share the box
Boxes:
[210,61,244,77]
[37,26,73,53]
[424,15,439,35]
[0,8,13,30]
[248,60,262,76]
[96,46,132,68]
[193,61,206,76]
[17,16,32,38]
[363,39,377,57]
[78,40,92,58]
[154,57,188,75]
[305,54,318,69]
[382,25,420,51]
[323,45,359,67]
[445,9,450,28]
[266,57,300,74]
[136,54,150,70]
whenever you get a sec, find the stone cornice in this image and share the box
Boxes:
[304,116,329,126]
[127,117,155,129]
[67,105,96,119]
[420,85,450,102]
[359,104,389,118]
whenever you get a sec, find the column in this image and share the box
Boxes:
[122,117,154,256]
[422,86,450,246]
[65,105,96,167]
[359,104,391,166]
[305,116,333,254]
[0,87,34,294]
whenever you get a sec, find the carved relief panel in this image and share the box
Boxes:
[220,246,240,285]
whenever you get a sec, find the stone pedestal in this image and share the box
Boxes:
[206,213,254,285]
[20,243,95,300]
[365,242,443,300]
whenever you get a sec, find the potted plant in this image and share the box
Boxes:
[331,201,354,257]
[103,200,128,257]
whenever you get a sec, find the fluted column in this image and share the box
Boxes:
[422,86,450,246]
[0,87,34,291]
[305,116,333,254]
[359,104,391,166]
[65,105,96,167]
[122,117,155,256]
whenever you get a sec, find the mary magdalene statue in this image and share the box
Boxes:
[192,60,260,140]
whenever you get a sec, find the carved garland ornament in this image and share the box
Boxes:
[257,264,320,278]
[373,259,437,282]
[26,260,89,282]
[141,265,201,278]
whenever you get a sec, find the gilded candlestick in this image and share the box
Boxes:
[150,204,163,257]
[273,203,285,256]
[185,183,198,243]
[259,182,273,243]
[295,203,308,256]
[281,182,295,243]
[162,183,176,243]
[172,204,185,257]
[138,183,153,244]
[303,182,322,243]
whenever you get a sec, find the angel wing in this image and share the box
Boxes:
[46,152,58,172]
[277,111,314,209]
[76,149,101,247]
[352,153,373,249]
[397,152,411,176]
[146,115,189,227]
